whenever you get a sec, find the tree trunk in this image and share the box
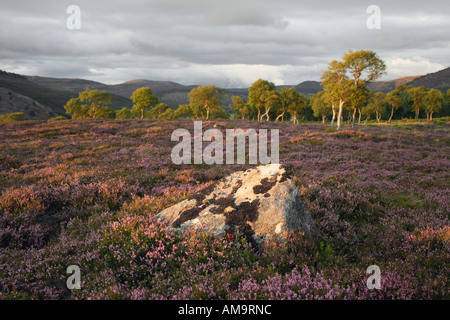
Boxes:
[336,100,344,130]
[275,111,285,122]
[430,113,433,121]
[262,107,271,121]
[389,107,394,122]
[352,108,357,128]
[141,108,144,119]
[322,114,326,124]
[257,108,261,121]
[206,108,210,120]
[358,108,362,124]
[415,110,419,120]
[331,103,336,126]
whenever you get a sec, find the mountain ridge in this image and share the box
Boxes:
[406,66,450,91]
[1,67,449,119]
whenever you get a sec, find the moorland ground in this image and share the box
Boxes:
[0,119,448,299]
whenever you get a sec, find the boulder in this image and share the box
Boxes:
[155,164,317,244]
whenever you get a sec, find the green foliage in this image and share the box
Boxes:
[385,90,402,122]
[149,103,170,119]
[230,96,251,119]
[321,61,357,129]
[47,116,68,121]
[188,85,226,120]
[64,88,114,119]
[279,87,306,123]
[0,112,25,122]
[170,104,194,119]
[311,91,330,123]
[408,86,427,120]
[368,92,386,122]
[248,79,276,121]
[130,87,159,119]
[158,108,175,120]
[321,50,386,129]
[425,89,444,120]
[361,101,377,121]
[391,84,413,118]
[342,49,386,84]
[174,104,194,119]
[209,106,230,119]
[115,107,132,119]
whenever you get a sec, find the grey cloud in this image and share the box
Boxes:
[203,0,288,28]
[0,0,449,87]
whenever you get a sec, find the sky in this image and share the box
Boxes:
[0,0,449,88]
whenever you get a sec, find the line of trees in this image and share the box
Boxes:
[64,85,230,120]
[231,80,308,123]
[311,50,448,128]
[311,84,449,126]
[63,50,449,124]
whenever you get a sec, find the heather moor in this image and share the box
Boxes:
[0,117,448,299]
[1,1,450,302]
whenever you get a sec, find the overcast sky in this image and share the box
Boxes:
[1,0,449,87]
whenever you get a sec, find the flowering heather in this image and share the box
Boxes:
[0,119,449,300]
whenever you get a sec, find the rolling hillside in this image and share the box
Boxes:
[407,66,450,92]
[0,87,55,120]
[0,71,133,119]
[1,66,449,119]
[367,75,424,92]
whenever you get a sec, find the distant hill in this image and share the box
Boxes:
[0,71,133,119]
[24,75,133,109]
[26,75,110,92]
[294,81,324,96]
[109,80,198,107]
[407,67,450,92]
[367,75,424,93]
[24,75,329,109]
[0,70,68,117]
[0,70,29,84]
[25,76,249,111]
[0,87,55,120]
[288,75,431,95]
[1,66,449,119]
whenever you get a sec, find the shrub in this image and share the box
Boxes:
[48,116,68,121]
[0,112,25,122]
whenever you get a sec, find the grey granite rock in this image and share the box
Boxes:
[155,164,317,244]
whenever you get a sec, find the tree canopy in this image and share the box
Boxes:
[188,85,226,120]
[248,79,277,122]
[425,88,444,121]
[130,87,159,119]
[64,87,113,119]
[321,50,386,129]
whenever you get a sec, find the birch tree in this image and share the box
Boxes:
[385,91,402,122]
[131,87,158,119]
[321,50,386,130]
[188,85,225,120]
[408,86,427,120]
[248,79,276,122]
[425,89,444,121]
